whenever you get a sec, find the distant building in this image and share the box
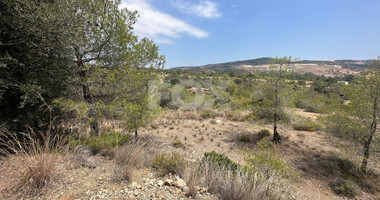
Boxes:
[337,81,348,85]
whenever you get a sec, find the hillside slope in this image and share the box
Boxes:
[173,57,371,77]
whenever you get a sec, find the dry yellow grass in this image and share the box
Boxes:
[0,127,65,198]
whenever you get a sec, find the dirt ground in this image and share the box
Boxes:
[136,108,380,200]
[8,108,379,200]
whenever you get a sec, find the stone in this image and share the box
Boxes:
[164,179,173,186]
[131,182,141,189]
[157,180,164,187]
[175,177,187,189]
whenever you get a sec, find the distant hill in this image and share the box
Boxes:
[172,57,372,77]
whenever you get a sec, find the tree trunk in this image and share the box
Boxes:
[360,139,371,172]
[272,64,282,144]
[89,106,100,137]
[79,69,99,136]
[273,115,281,143]
[361,87,378,172]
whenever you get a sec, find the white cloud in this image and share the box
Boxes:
[171,0,221,18]
[121,0,208,44]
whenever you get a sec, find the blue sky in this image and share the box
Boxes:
[121,0,380,68]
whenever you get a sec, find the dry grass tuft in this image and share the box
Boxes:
[0,127,64,198]
[0,153,59,197]
[112,140,153,182]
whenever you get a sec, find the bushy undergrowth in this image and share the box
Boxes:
[329,178,359,198]
[292,117,319,132]
[151,152,187,176]
[202,151,240,172]
[201,110,218,119]
[243,138,298,180]
[69,130,129,154]
[172,139,185,148]
[179,151,294,200]
[317,155,380,197]
[294,89,328,113]
[257,129,271,140]
[320,155,358,179]
[239,135,250,142]
[0,127,64,198]
[252,106,290,124]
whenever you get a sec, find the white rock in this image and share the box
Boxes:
[131,182,141,189]
[175,178,187,189]
[157,180,164,187]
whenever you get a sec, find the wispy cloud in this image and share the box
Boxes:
[121,0,208,44]
[171,0,221,18]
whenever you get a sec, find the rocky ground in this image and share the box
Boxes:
[2,108,379,200]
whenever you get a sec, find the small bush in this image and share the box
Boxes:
[294,89,331,113]
[252,106,290,124]
[201,110,217,119]
[292,118,319,132]
[357,173,380,194]
[226,111,243,121]
[239,135,250,142]
[329,178,359,198]
[69,131,129,154]
[258,129,270,138]
[202,151,240,172]
[150,123,159,129]
[243,138,297,180]
[320,156,358,178]
[172,139,185,148]
[151,152,187,176]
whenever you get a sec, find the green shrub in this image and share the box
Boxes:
[258,129,271,138]
[292,118,319,132]
[243,138,297,180]
[172,139,185,148]
[239,135,250,142]
[226,111,243,121]
[202,151,240,172]
[295,89,342,113]
[243,113,258,121]
[151,152,187,175]
[320,156,358,179]
[201,110,217,119]
[329,178,359,198]
[69,131,129,154]
[252,106,290,124]
[150,123,159,129]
